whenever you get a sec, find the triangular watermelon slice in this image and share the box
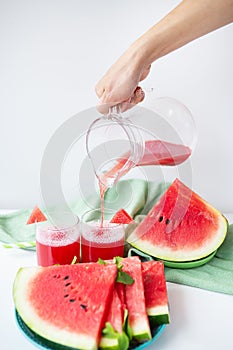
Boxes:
[110,209,134,224]
[142,261,170,325]
[122,256,151,342]
[99,284,128,350]
[127,178,228,261]
[13,263,117,350]
[26,206,47,225]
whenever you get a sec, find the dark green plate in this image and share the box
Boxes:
[15,310,166,350]
[159,250,217,269]
[128,247,217,269]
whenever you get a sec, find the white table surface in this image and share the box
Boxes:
[1,212,233,350]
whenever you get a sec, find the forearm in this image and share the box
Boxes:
[130,0,233,68]
[95,0,233,106]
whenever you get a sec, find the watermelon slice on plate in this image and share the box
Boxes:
[13,258,168,350]
[26,206,47,225]
[127,178,228,262]
[99,285,128,350]
[142,261,169,325]
[15,310,166,350]
[122,256,151,342]
[110,209,134,224]
[13,263,117,350]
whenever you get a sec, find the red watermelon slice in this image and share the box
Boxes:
[99,285,128,350]
[104,287,124,334]
[110,209,134,224]
[13,257,169,349]
[13,263,117,350]
[142,261,170,325]
[122,256,151,342]
[127,178,228,261]
[26,206,47,225]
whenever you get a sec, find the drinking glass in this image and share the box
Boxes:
[36,211,80,267]
[81,208,125,263]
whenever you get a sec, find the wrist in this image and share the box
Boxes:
[126,38,156,78]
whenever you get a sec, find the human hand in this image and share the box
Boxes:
[95,0,233,115]
[95,47,151,114]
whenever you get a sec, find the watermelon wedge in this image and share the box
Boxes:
[122,256,151,342]
[99,285,128,350]
[127,178,228,261]
[110,209,134,224]
[13,263,117,350]
[26,206,47,225]
[142,261,170,325]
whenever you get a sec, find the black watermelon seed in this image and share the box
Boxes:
[80,304,87,310]
[64,294,69,298]
[158,216,163,222]
[64,275,69,280]
[65,282,71,287]
[165,218,170,225]
[69,299,76,303]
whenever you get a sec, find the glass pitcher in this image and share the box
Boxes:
[86,94,197,192]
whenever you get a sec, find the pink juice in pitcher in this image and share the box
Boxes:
[98,139,191,221]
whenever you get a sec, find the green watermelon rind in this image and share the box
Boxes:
[15,310,80,350]
[13,266,110,350]
[147,305,170,325]
[15,308,166,350]
[149,314,169,326]
[99,306,129,350]
[99,331,129,350]
[127,318,152,342]
[99,337,119,350]
[128,209,228,262]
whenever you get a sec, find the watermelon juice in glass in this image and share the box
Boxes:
[81,209,125,263]
[36,212,80,267]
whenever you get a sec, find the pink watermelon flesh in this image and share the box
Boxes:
[142,261,170,324]
[122,256,151,341]
[110,209,134,224]
[26,206,47,224]
[115,282,126,314]
[102,286,124,334]
[13,263,117,350]
[127,178,227,261]
[99,283,127,349]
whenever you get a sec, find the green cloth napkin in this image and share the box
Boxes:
[0,179,232,295]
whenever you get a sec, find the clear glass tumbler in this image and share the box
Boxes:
[36,211,80,267]
[81,208,125,263]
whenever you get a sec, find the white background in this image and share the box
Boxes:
[1,0,233,211]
